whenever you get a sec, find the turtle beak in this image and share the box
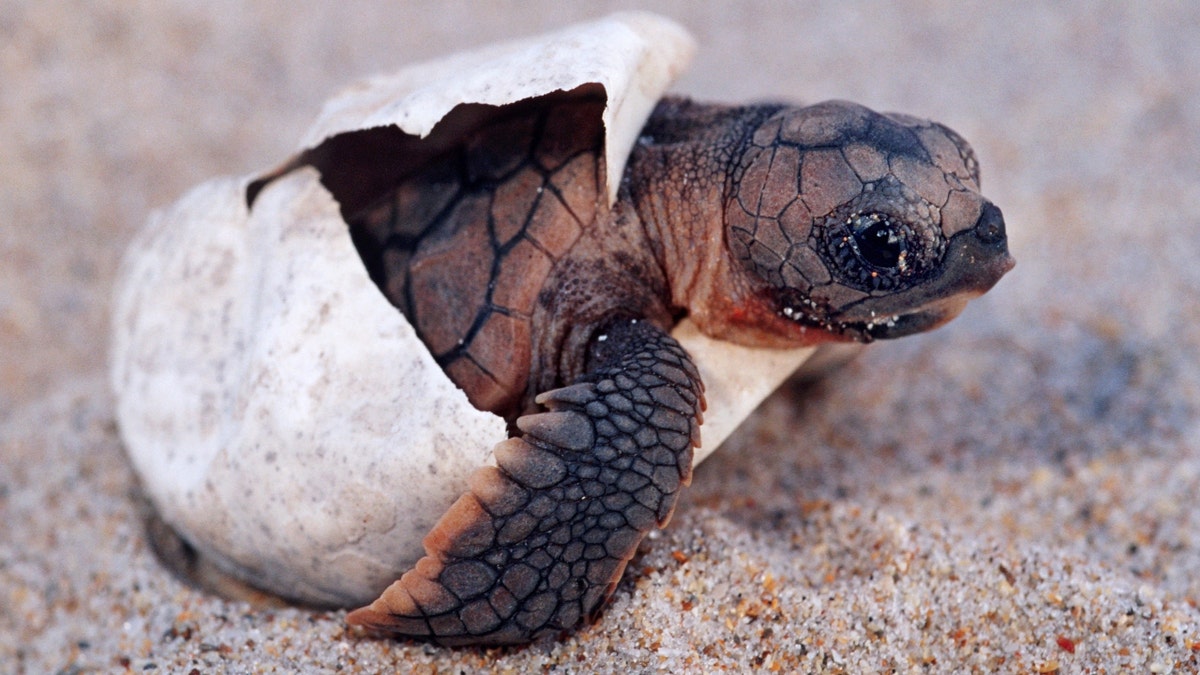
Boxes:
[858,296,970,340]
[950,201,1015,293]
[843,202,1014,341]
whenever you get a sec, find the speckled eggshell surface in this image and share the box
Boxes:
[109,12,812,608]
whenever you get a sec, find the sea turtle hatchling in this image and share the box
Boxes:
[113,14,1012,647]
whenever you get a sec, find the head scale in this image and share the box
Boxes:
[725,100,1013,343]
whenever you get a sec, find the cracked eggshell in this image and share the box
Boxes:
[111,169,507,607]
[110,12,812,608]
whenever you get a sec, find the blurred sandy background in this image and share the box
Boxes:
[4,2,1200,672]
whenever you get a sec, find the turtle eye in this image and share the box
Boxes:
[815,207,935,292]
[851,214,905,269]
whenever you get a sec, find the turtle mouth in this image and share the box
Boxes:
[839,296,970,342]
[815,208,1014,343]
[777,220,1014,343]
[780,297,966,344]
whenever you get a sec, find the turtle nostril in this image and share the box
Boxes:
[974,202,1007,245]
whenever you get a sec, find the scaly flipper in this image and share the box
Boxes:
[347,318,705,645]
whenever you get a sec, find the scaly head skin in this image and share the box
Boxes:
[632,98,1013,347]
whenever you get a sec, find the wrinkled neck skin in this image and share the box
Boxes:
[532,100,849,407]
[625,99,833,349]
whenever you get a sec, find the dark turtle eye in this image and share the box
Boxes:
[812,179,948,293]
[851,214,904,269]
[814,207,933,292]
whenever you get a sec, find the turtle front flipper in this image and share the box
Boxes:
[347,318,705,645]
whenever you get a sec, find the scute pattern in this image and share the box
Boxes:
[347,97,606,416]
[347,319,705,645]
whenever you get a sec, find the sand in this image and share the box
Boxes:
[3,2,1200,672]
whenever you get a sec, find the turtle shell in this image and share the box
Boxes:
[337,92,608,416]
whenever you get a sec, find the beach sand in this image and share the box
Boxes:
[4,2,1199,672]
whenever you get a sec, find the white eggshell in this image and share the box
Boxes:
[672,320,814,464]
[293,11,695,203]
[110,12,815,608]
[111,168,508,606]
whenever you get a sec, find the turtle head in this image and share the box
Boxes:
[723,100,1013,344]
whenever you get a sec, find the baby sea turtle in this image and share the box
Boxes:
[113,14,1011,647]
[242,37,1012,652]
